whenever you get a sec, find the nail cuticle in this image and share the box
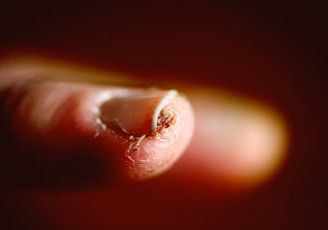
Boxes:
[96,89,178,138]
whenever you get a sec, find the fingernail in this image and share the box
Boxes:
[99,89,177,137]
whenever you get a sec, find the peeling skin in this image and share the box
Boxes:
[94,89,193,181]
[157,108,176,131]
[123,106,177,165]
[118,104,177,165]
[96,89,178,137]
[150,90,177,134]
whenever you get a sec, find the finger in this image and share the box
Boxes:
[0,57,288,191]
[166,89,288,190]
[0,64,194,187]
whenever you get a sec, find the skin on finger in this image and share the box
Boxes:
[167,88,289,190]
[1,88,289,229]
[0,58,288,190]
[0,66,194,187]
[0,59,289,230]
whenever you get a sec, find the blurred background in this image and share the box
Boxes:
[0,0,327,229]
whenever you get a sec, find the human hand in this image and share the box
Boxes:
[0,56,287,229]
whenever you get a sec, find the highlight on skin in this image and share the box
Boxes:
[183,88,289,189]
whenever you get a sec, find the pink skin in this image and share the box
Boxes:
[1,77,194,186]
[104,94,194,181]
[0,61,288,230]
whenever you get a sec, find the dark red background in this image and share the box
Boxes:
[0,1,327,229]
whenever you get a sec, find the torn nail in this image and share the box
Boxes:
[99,89,177,137]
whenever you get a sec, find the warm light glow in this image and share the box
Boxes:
[186,88,289,189]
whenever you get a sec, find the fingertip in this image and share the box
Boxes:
[0,72,194,187]
[95,89,195,181]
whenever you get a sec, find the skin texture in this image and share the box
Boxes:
[0,69,194,186]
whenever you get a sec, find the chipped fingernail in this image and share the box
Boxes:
[99,89,177,137]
